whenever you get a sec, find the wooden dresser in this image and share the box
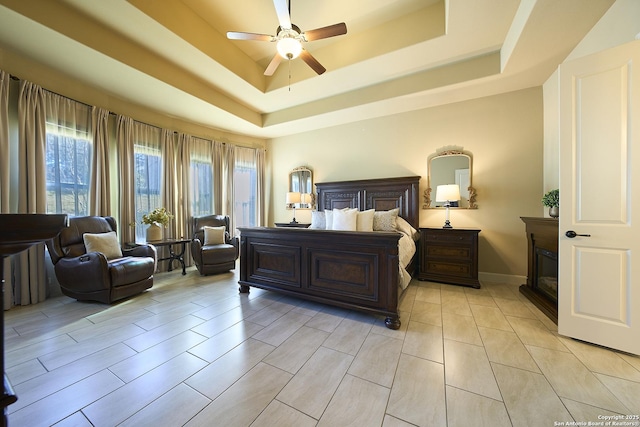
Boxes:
[418,227,481,288]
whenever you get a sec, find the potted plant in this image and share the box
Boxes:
[542,189,559,218]
[142,207,173,241]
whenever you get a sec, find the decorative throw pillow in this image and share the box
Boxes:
[310,211,326,229]
[396,216,420,241]
[204,225,226,245]
[332,208,358,231]
[356,209,375,231]
[373,208,399,231]
[83,231,123,260]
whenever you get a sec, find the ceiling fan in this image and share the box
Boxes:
[227,0,347,76]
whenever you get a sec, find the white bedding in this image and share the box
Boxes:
[398,230,417,291]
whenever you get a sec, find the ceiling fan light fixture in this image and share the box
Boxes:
[277,37,302,60]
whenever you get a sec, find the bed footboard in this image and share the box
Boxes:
[238,227,402,329]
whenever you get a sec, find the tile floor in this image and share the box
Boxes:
[4,267,640,426]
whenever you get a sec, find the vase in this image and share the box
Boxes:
[549,206,559,218]
[146,222,163,241]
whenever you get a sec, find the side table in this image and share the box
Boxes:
[127,238,191,275]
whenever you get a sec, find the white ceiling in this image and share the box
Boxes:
[0,0,615,139]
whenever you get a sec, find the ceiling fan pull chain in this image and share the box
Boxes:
[288,60,292,91]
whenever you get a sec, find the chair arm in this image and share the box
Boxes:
[54,252,111,292]
[191,237,203,266]
[228,236,240,260]
[123,244,157,260]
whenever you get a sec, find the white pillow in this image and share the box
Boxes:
[83,231,123,260]
[310,211,326,229]
[324,209,334,229]
[324,208,346,229]
[373,208,399,231]
[396,216,419,241]
[203,225,226,245]
[332,208,358,231]
[356,209,375,231]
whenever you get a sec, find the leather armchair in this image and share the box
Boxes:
[47,216,157,304]
[191,215,239,275]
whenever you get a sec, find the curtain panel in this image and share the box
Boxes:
[15,81,47,306]
[90,107,111,216]
[161,129,177,240]
[116,115,136,244]
[1,70,11,309]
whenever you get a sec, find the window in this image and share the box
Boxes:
[134,145,162,240]
[45,131,91,216]
[190,158,213,217]
[234,147,258,228]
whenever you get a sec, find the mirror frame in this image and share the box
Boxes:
[423,146,477,209]
[288,166,315,209]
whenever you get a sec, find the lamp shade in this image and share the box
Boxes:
[300,193,309,204]
[277,37,302,59]
[435,184,461,202]
[286,191,301,204]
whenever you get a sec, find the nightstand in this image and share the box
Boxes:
[418,227,481,288]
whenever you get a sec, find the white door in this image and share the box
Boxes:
[558,40,640,356]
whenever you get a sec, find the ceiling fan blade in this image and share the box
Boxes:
[273,0,292,30]
[264,53,283,76]
[300,49,326,75]
[303,22,347,41]
[227,32,274,42]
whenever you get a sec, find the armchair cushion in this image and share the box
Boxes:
[83,231,123,260]
[204,225,226,245]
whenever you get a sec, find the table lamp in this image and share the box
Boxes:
[286,191,301,224]
[435,184,461,228]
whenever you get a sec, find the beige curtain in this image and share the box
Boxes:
[1,70,11,309]
[256,148,266,226]
[176,133,193,264]
[15,80,47,305]
[0,71,8,214]
[116,115,136,243]
[212,140,223,215]
[161,129,177,240]
[90,107,111,216]
[222,143,235,230]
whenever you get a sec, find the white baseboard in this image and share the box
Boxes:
[479,272,526,286]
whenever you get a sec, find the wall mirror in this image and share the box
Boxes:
[288,166,315,209]
[423,147,477,209]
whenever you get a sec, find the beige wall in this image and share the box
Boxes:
[269,87,543,281]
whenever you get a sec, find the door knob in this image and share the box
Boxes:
[565,230,591,238]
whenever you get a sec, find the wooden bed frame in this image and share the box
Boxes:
[238,176,420,329]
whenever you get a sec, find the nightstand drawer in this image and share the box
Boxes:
[425,245,471,259]
[424,233,474,245]
[425,260,473,278]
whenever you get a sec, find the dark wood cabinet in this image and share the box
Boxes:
[519,217,559,323]
[274,222,311,228]
[418,227,481,288]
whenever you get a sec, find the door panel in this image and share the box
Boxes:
[559,40,639,355]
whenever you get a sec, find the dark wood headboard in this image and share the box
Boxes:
[315,176,421,230]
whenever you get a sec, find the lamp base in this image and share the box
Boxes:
[442,220,452,229]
